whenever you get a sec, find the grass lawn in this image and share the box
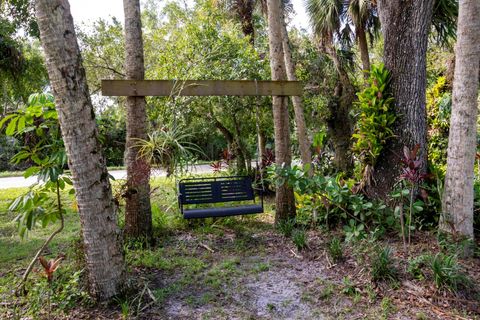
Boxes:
[0,177,479,319]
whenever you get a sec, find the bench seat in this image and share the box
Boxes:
[178,176,263,219]
[183,204,263,219]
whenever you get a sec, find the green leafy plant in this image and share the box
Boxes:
[277,218,296,238]
[270,165,393,230]
[1,93,72,291]
[327,237,344,262]
[292,229,308,251]
[352,63,396,188]
[134,123,205,177]
[341,276,358,296]
[407,254,430,280]
[430,253,470,292]
[344,219,366,243]
[370,246,398,282]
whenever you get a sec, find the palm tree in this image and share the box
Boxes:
[35,0,125,300]
[267,0,296,223]
[123,0,153,241]
[220,0,256,44]
[305,0,379,75]
[305,0,364,171]
[441,0,479,255]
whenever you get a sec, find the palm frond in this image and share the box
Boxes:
[431,0,458,47]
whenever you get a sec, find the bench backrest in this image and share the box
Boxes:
[179,176,255,205]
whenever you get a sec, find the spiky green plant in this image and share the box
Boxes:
[134,124,205,176]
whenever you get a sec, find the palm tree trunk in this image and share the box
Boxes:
[123,0,152,240]
[356,26,370,77]
[324,41,354,172]
[440,0,480,252]
[369,0,434,199]
[35,0,125,300]
[280,17,312,174]
[267,0,296,223]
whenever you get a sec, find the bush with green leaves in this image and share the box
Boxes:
[352,63,396,183]
[270,164,394,230]
[1,93,74,289]
[1,93,72,237]
[370,246,398,282]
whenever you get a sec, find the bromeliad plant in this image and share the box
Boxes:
[352,63,396,189]
[134,123,205,177]
[0,93,72,291]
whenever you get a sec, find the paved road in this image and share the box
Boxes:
[0,164,214,189]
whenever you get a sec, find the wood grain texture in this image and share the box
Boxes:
[102,80,303,96]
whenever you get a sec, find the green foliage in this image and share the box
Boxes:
[407,254,430,280]
[430,253,470,292]
[343,219,366,243]
[1,93,71,237]
[97,108,126,166]
[426,76,451,174]
[341,276,358,296]
[277,218,296,238]
[327,237,343,262]
[292,228,308,250]
[135,123,205,176]
[271,165,394,230]
[352,63,395,172]
[370,246,398,282]
[430,0,458,47]
[20,266,90,317]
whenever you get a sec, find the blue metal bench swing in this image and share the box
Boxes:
[174,79,291,219]
[178,175,264,219]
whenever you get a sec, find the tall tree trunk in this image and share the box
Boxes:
[368,0,434,199]
[280,17,312,173]
[324,41,354,172]
[232,113,247,173]
[327,82,354,172]
[356,26,370,77]
[267,0,296,223]
[123,0,152,240]
[440,0,480,250]
[35,0,125,300]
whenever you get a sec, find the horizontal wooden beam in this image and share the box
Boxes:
[101,80,303,97]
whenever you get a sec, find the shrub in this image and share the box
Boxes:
[370,247,398,282]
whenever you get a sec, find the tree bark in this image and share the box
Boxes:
[356,26,370,77]
[232,113,247,173]
[123,0,152,240]
[280,16,312,173]
[267,0,296,223]
[35,0,125,300]
[324,42,354,172]
[440,0,480,248]
[368,0,434,199]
